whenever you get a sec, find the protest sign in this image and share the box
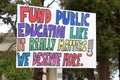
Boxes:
[16,4,96,68]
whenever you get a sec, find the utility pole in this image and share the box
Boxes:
[118,52,120,80]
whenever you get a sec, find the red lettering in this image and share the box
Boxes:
[77,54,82,66]
[29,7,37,22]
[20,6,29,22]
[20,6,51,23]
[37,9,44,23]
[63,53,82,66]
[67,53,73,66]
[63,53,69,66]
[45,9,51,23]
[72,53,78,66]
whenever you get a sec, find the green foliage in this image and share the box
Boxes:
[97,29,120,57]
[61,0,120,79]
[4,3,16,16]
[61,0,95,11]
[62,0,120,57]
[63,68,87,79]
[0,52,33,80]
[0,0,42,24]
[60,0,120,58]
[31,0,42,6]
[0,37,3,43]
[0,1,43,80]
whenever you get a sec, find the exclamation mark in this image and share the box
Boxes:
[87,39,94,57]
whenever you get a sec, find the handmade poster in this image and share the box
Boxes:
[16,4,96,68]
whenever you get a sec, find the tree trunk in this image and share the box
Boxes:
[33,68,44,80]
[118,52,120,79]
[87,69,95,80]
[0,74,1,80]
[98,56,110,80]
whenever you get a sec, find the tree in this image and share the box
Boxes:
[0,0,58,80]
[0,51,33,80]
[60,0,120,80]
[0,0,43,80]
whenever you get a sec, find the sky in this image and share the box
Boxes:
[0,0,119,80]
[0,0,60,33]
